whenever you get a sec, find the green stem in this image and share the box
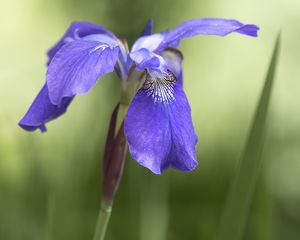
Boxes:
[93,201,112,240]
[93,69,141,240]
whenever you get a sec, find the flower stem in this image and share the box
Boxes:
[93,200,112,240]
[92,68,140,240]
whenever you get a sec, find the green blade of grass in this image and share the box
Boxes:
[216,34,281,240]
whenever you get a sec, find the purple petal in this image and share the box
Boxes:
[157,18,259,52]
[82,34,129,80]
[130,48,168,74]
[131,33,164,53]
[124,72,198,174]
[46,39,119,105]
[132,18,259,53]
[81,34,120,47]
[141,19,153,36]
[19,84,73,132]
[47,21,116,64]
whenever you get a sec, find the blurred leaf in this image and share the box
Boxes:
[216,34,281,240]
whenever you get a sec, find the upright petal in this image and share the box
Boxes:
[124,71,198,174]
[19,84,73,132]
[46,39,119,105]
[141,19,154,36]
[47,21,116,63]
[127,20,155,72]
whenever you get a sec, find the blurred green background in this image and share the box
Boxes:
[0,0,299,239]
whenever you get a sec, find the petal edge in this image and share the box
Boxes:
[19,84,73,132]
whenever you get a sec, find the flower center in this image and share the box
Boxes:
[143,70,177,103]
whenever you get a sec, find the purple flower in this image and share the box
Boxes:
[19,18,259,174]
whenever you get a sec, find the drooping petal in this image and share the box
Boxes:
[132,18,259,53]
[19,84,73,132]
[125,89,171,174]
[124,71,198,174]
[46,39,119,105]
[157,18,260,52]
[130,48,168,74]
[47,21,116,63]
[166,85,198,172]
[141,19,154,36]
[160,48,184,85]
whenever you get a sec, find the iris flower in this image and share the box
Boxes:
[19,18,259,174]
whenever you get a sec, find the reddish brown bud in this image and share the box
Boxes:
[102,103,128,205]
